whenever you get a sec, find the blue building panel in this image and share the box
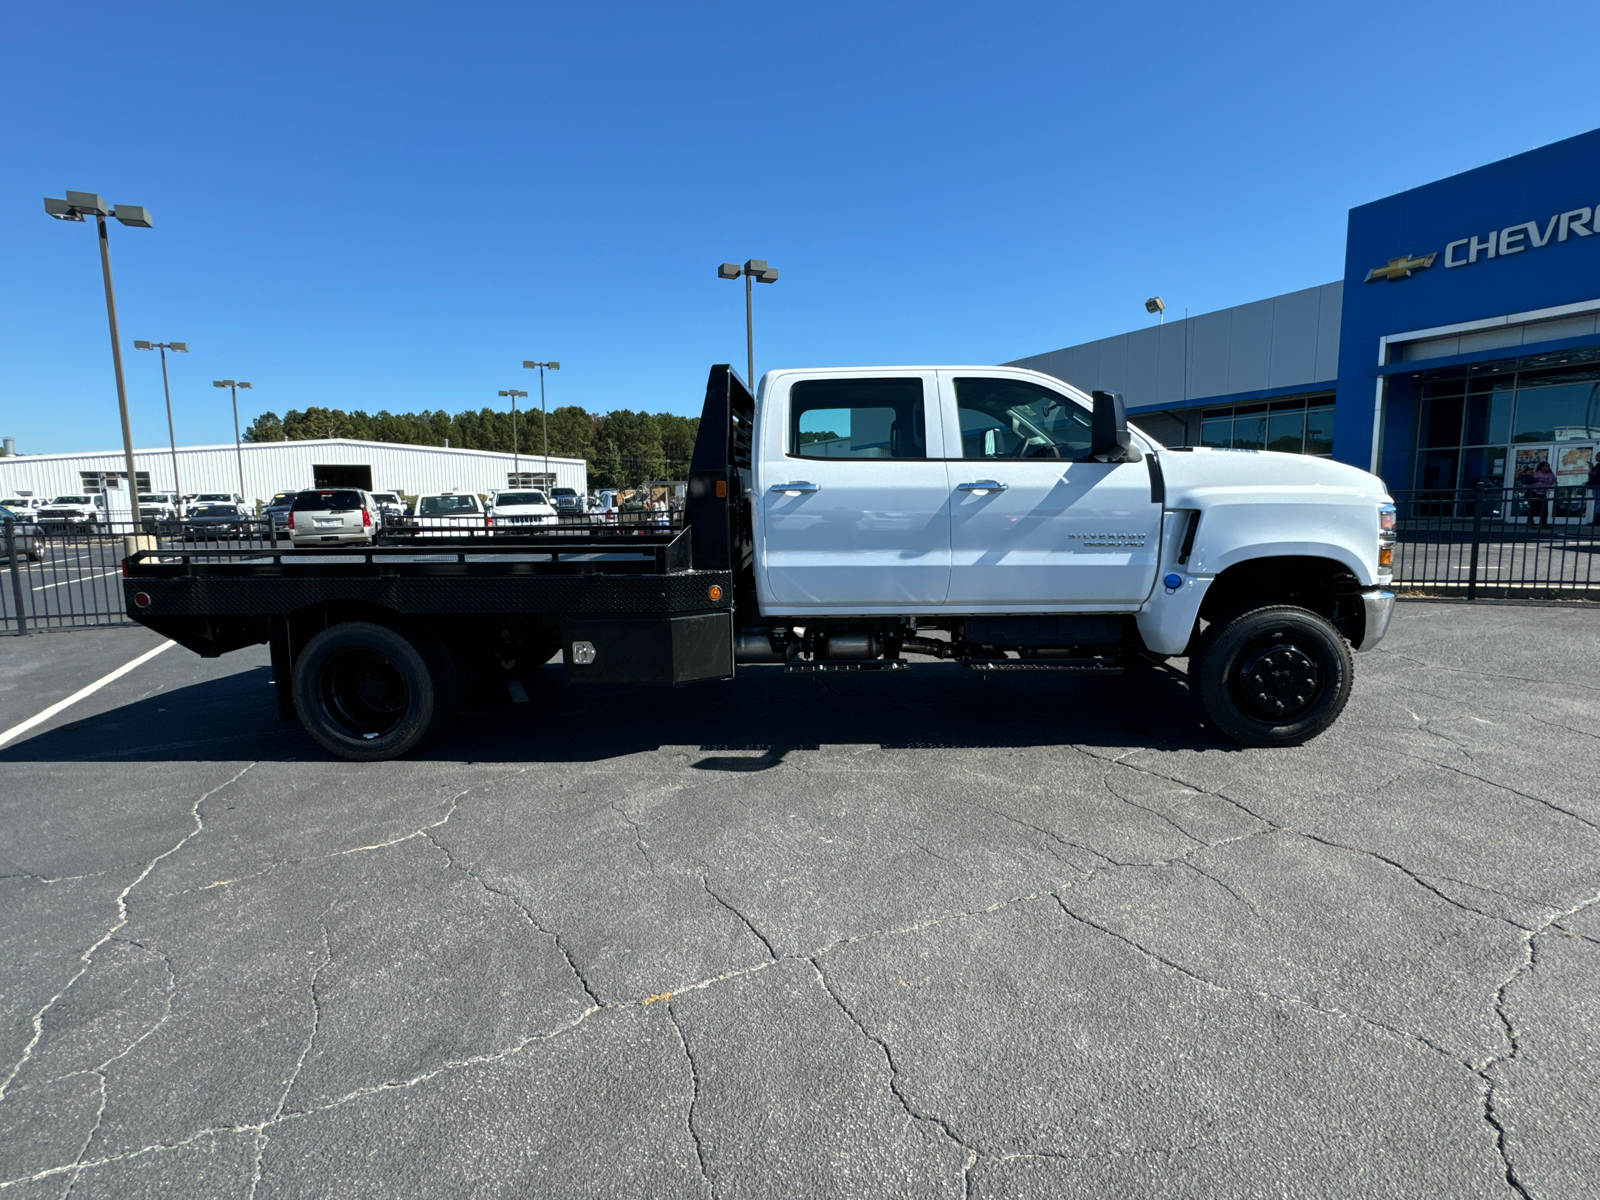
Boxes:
[1336,127,1600,474]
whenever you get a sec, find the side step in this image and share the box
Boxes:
[962,659,1123,675]
[785,660,911,674]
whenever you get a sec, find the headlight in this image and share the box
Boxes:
[1377,503,1397,570]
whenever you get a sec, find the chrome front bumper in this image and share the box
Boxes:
[1355,588,1395,651]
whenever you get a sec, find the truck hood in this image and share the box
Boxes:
[1158,447,1391,503]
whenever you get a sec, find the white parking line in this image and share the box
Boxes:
[33,569,120,592]
[0,640,175,748]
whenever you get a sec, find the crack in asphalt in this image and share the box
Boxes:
[0,763,256,1106]
[247,912,332,1198]
[611,801,657,870]
[700,874,777,961]
[58,937,177,1200]
[422,827,606,1011]
[1477,888,1600,1200]
[665,1006,714,1199]
[808,959,979,1199]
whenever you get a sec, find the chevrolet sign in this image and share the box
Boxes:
[1364,253,1437,282]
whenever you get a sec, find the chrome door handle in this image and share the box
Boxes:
[770,482,820,495]
[956,480,1008,493]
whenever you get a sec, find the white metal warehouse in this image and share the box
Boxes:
[0,438,587,514]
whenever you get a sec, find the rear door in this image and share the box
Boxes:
[757,372,951,609]
[938,372,1162,608]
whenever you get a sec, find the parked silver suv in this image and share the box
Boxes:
[287,489,377,546]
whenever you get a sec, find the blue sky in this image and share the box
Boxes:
[5,0,1599,454]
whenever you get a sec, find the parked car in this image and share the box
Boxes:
[0,496,47,517]
[38,494,104,529]
[487,489,558,530]
[287,489,377,547]
[182,503,252,540]
[138,493,180,525]
[192,492,256,517]
[411,491,486,536]
[371,492,407,525]
[548,486,583,514]
[261,491,299,532]
[0,503,46,560]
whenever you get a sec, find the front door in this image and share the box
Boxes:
[759,373,951,608]
[939,373,1162,608]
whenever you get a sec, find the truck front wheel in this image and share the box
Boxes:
[1191,605,1352,748]
[293,622,438,761]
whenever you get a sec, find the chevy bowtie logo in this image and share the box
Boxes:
[1364,252,1438,282]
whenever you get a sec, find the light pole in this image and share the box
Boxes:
[44,191,154,524]
[1145,296,1166,325]
[717,260,778,388]
[521,361,560,490]
[133,341,188,506]
[212,380,252,503]
[497,388,529,482]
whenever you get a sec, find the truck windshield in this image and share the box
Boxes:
[52,497,93,505]
[292,491,365,512]
[495,492,546,506]
[419,496,479,515]
[192,506,238,517]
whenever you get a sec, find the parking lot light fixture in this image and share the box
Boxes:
[522,361,561,489]
[717,259,778,388]
[213,380,252,502]
[44,190,155,524]
[135,341,189,508]
[498,388,529,478]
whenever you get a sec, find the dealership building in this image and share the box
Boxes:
[0,437,587,515]
[1010,127,1600,512]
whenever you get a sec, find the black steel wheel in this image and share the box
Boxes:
[292,622,437,761]
[1191,605,1352,747]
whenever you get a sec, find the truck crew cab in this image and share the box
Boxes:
[123,365,1396,760]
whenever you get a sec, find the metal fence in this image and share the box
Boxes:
[1389,485,1599,599]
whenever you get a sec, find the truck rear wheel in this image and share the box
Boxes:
[1191,605,1352,748]
[292,622,438,761]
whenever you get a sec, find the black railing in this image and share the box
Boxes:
[1390,485,1599,599]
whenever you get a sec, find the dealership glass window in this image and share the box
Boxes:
[1411,364,1600,492]
[1510,372,1600,443]
[1197,396,1334,455]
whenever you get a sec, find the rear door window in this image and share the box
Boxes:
[790,378,928,459]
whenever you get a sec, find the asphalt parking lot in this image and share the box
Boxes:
[1,601,1597,1198]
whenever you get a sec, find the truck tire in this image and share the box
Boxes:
[1190,605,1352,748]
[292,622,438,761]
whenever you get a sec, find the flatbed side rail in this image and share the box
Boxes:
[126,526,694,578]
